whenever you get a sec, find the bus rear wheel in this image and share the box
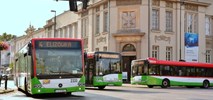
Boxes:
[66,92,72,96]
[147,85,154,88]
[98,86,106,90]
[161,79,170,88]
[203,80,210,88]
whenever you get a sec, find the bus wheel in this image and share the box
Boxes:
[186,86,195,88]
[18,87,21,91]
[98,86,106,90]
[161,79,170,88]
[24,78,30,96]
[147,85,154,88]
[203,80,210,88]
[66,92,72,96]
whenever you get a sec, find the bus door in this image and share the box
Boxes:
[141,61,148,84]
[86,59,95,85]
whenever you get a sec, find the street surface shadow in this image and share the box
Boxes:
[86,87,166,94]
[134,86,213,90]
[13,92,123,100]
[31,93,84,99]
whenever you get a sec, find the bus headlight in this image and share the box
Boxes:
[43,79,50,84]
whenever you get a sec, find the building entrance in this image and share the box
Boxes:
[122,56,136,83]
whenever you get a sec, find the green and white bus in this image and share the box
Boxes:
[85,52,122,89]
[14,38,85,96]
[131,58,213,88]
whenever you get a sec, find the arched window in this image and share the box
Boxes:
[122,44,136,52]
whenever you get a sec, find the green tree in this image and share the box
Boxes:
[0,32,16,41]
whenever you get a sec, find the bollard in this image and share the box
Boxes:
[5,75,8,90]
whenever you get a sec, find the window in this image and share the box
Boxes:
[160,65,170,76]
[185,13,198,33]
[55,30,59,38]
[95,48,99,51]
[186,67,196,76]
[103,3,108,9]
[81,18,88,37]
[64,27,68,38]
[103,46,107,51]
[152,45,159,59]
[95,14,100,35]
[74,23,78,38]
[60,28,63,38]
[122,44,136,52]
[152,9,159,30]
[48,30,51,38]
[166,47,173,61]
[149,65,160,75]
[69,25,73,38]
[205,16,211,35]
[165,11,173,32]
[103,12,109,32]
[206,50,211,63]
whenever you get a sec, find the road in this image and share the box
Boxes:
[1,82,213,100]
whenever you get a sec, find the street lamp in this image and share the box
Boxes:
[51,10,56,38]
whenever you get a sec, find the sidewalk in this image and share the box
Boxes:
[0,80,15,94]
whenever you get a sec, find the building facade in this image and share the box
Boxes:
[11,0,213,82]
[77,0,213,82]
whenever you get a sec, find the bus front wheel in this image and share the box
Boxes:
[161,79,170,88]
[98,86,106,90]
[25,78,30,96]
[147,85,154,88]
[203,80,210,88]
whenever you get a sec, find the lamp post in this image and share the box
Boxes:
[179,0,185,61]
[51,10,56,38]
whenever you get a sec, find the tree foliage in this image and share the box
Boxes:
[0,32,16,41]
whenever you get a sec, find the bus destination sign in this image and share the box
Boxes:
[35,40,81,49]
[99,54,120,59]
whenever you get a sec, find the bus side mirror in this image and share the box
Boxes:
[28,43,32,55]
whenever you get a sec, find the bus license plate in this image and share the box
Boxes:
[55,90,66,93]
[108,84,114,86]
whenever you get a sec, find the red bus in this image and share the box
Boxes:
[131,58,213,88]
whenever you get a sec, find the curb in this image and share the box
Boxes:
[0,89,15,94]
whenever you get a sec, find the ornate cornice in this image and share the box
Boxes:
[113,32,145,42]
[113,32,145,37]
[162,0,211,7]
[155,35,171,43]
[115,36,141,42]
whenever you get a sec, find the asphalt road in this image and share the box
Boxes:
[1,83,213,100]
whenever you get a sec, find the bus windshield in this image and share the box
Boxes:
[97,58,121,75]
[36,49,82,76]
[132,60,148,77]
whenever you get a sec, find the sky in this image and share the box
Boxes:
[0,0,69,37]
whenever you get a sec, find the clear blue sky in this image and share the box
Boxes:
[0,0,69,36]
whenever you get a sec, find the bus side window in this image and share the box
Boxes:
[138,65,143,75]
[143,63,148,75]
[161,65,170,76]
[149,65,159,75]
[170,66,178,76]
